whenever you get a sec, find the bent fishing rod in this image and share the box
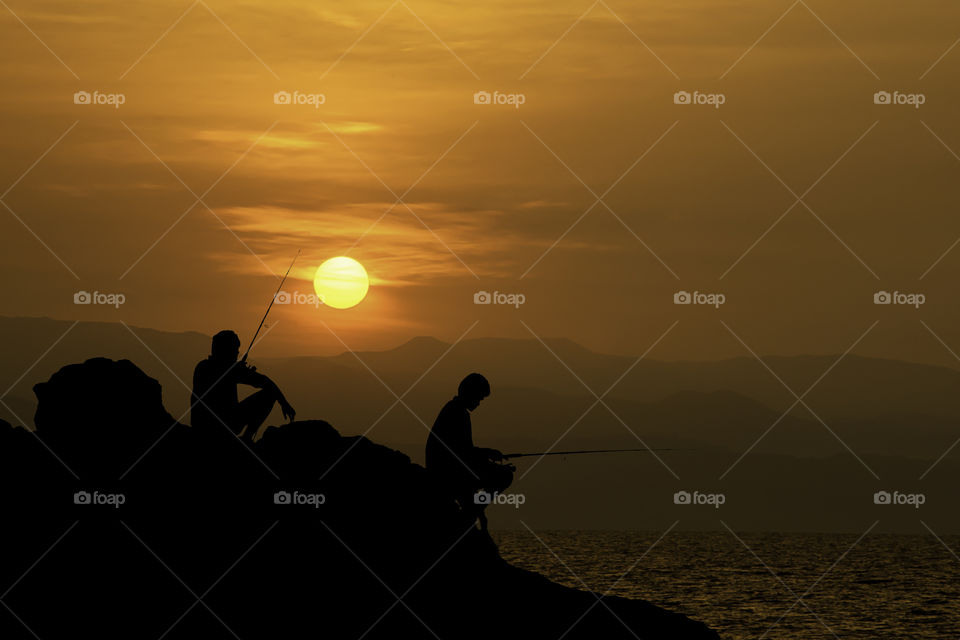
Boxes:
[241,249,300,363]
[502,447,691,460]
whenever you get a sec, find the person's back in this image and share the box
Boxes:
[426,395,475,484]
[191,356,239,431]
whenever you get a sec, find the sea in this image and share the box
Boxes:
[493,530,960,639]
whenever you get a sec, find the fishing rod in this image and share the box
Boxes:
[502,447,690,460]
[241,249,300,363]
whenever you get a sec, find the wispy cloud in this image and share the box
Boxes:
[215,203,601,284]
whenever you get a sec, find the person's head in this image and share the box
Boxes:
[457,373,490,411]
[211,330,241,362]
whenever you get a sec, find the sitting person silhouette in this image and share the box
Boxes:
[426,373,514,532]
[191,330,295,443]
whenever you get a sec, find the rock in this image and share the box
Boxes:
[0,359,720,640]
[32,357,183,479]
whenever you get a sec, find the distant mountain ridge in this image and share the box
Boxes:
[2,316,958,532]
[2,315,959,454]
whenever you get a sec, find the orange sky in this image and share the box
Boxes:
[3,0,960,364]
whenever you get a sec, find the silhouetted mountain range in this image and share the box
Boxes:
[1,316,957,532]
[4,316,959,452]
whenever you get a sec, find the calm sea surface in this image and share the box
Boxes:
[493,530,960,639]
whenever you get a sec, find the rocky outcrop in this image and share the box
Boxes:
[0,358,719,639]
[32,357,180,479]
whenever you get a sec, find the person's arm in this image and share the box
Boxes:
[236,364,296,422]
[465,417,503,463]
[477,447,503,461]
[235,362,272,389]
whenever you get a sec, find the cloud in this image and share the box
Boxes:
[214,202,589,284]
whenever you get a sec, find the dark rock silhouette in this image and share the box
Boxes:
[0,358,719,639]
[32,357,181,480]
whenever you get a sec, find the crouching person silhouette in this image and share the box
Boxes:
[191,330,296,443]
[426,373,514,533]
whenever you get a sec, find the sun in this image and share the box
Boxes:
[314,256,369,309]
